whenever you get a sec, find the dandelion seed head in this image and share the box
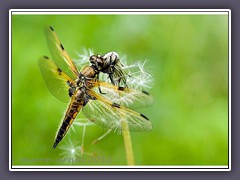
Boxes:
[72,49,153,110]
[90,55,153,108]
[74,48,94,68]
[73,50,153,91]
[59,138,82,163]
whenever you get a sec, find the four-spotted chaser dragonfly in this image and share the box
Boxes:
[39,26,153,149]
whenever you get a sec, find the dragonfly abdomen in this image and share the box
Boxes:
[52,90,84,149]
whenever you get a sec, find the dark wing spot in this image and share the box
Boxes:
[60,43,64,50]
[57,68,62,73]
[112,102,120,108]
[43,56,49,60]
[118,86,126,91]
[140,113,149,121]
[57,68,62,75]
[49,26,54,31]
[142,90,150,95]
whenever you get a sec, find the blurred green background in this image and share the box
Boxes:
[12,14,228,166]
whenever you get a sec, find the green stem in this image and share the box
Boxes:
[121,120,135,165]
[80,125,86,154]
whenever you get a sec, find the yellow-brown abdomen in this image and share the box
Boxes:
[53,90,85,149]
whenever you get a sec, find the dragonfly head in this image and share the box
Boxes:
[89,54,104,71]
[89,52,119,71]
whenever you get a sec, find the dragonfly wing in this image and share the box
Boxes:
[45,26,79,79]
[38,56,74,103]
[92,81,154,109]
[82,89,152,131]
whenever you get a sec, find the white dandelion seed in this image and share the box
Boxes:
[74,48,94,68]
[59,119,95,164]
[59,138,82,163]
[126,60,153,90]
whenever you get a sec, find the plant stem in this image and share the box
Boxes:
[80,125,86,154]
[121,120,135,165]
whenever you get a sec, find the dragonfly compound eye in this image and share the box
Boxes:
[89,55,104,70]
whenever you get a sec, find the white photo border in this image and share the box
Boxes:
[9,9,231,171]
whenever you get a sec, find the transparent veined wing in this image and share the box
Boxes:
[82,89,152,131]
[45,26,79,79]
[38,56,75,103]
[91,81,154,109]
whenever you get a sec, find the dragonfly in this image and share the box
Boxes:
[39,26,153,149]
